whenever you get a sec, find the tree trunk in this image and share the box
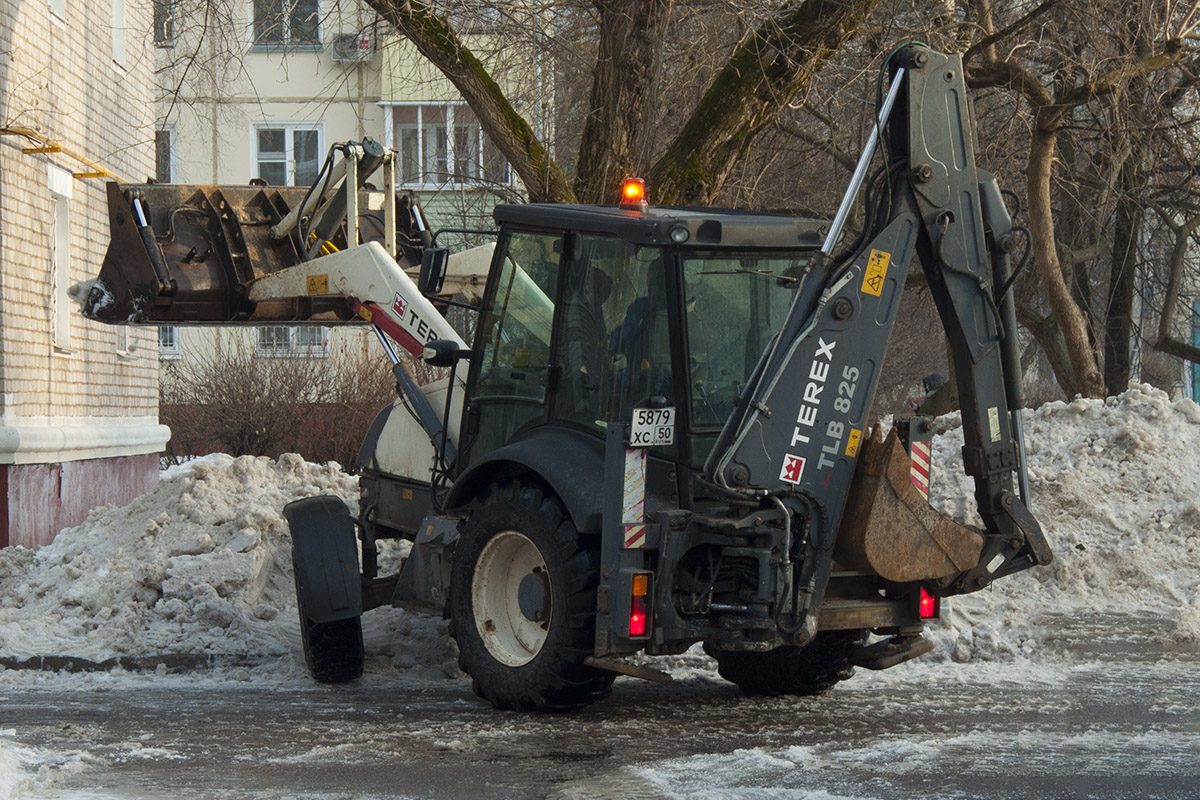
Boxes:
[1104,180,1139,395]
[650,0,881,205]
[1026,121,1107,397]
[574,0,674,204]
[1017,308,1076,400]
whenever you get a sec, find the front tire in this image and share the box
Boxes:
[294,552,364,683]
[450,481,614,711]
[709,630,866,696]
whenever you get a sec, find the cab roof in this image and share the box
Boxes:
[492,203,829,251]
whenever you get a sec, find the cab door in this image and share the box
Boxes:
[458,228,563,466]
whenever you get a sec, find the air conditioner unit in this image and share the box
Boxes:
[331,33,372,62]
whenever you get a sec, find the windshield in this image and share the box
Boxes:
[683,253,811,428]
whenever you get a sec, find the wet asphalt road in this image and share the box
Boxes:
[2,612,1197,799]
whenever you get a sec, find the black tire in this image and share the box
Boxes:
[449,481,614,711]
[295,557,364,684]
[709,630,866,696]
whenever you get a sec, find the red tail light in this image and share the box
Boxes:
[630,596,647,636]
[629,572,650,637]
[919,586,939,619]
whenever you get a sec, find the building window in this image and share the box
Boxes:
[48,165,73,352]
[154,0,175,46]
[49,0,66,21]
[254,124,321,186]
[112,0,127,67]
[115,326,132,357]
[253,0,320,47]
[255,326,329,357]
[155,127,176,183]
[159,326,182,359]
[392,104,510,188]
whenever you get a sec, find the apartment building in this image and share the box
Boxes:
[0,0,168,547]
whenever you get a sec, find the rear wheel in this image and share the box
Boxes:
[709,630,866,696]
[450,481,614,711]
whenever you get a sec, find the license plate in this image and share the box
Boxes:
[631,407,675,447]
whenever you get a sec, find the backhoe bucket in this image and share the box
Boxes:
[81,182,422,325]
[834,426,984,582]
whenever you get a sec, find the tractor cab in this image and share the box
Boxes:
[453,200,829,482]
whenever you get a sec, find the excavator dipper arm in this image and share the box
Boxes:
[705,46,1052,638]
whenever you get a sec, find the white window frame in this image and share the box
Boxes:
[112,0,127,67]
[252,122,324,187]
[158,326,182,359]
[155,124,178,183]
[255,326,329,358]
[249,0,323,49]
[49,0,66,22]
[388,102,511,190]
[48,165,73,354]
[115,326,133,359]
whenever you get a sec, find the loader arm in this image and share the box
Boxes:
[78,141,494,471]
[705,46,1051,633]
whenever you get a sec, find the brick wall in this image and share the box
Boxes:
[1,0,166,546]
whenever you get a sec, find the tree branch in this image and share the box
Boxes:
[363,0,573,202]
[964,0,1060,65]
[968,59,1054,109]
[1153,335,1200,364]
[772,118,857,171]
[650,0,882,205]
[1056,45,1190,111]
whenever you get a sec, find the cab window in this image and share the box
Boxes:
[683,253,807,430]
[555,235,669,429]
[475,231,559,402]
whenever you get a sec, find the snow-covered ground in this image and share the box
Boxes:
[0,385,1197,797]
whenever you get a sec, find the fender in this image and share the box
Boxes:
[283,496,363,624]
[445,427,606,532]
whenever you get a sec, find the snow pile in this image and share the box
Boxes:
[923,385,1200,663]
[0,729,95,800]
[0,454,457,680]
[0,385,1195,684]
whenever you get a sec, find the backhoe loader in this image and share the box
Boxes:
[83,45,1051,710]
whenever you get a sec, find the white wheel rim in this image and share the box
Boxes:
[472,531,551,667]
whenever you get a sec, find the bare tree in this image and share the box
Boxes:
[966,0,1200,397]
[362,0,885,203]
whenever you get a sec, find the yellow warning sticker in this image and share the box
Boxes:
[306,274,329,295]
[862,250,890,296]
[402,488,413,501]
[846,428,862,457]
[988,406,1001,443]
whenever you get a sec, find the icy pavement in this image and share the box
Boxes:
[0,386,1198,797]
[1,622,1197,799]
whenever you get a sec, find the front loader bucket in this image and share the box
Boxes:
[82,182,421,325]
[834,426,984,582]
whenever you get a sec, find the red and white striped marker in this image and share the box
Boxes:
[910,440,931,499]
